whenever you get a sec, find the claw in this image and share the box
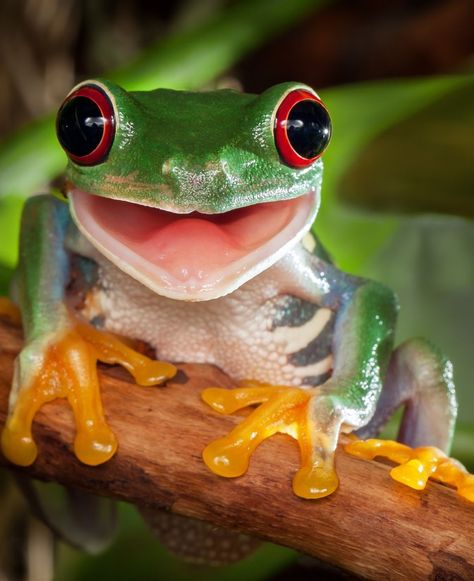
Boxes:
[1,315,176,466]
[202,384,339,499]
[345,438,474,502]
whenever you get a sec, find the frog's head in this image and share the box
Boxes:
[58,79,331,300]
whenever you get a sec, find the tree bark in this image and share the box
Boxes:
[0,319,472,580]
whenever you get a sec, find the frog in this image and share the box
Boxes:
[1,78,472,507]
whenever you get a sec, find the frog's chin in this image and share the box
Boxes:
[69,189,319,301]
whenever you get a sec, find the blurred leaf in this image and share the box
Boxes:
[0,197,23,268]
[0,264,14,295]
[316,74,473,273]
[339,79,474,217]
[366,215,474,425]
[112,0,328,92]
[452,422,474,471]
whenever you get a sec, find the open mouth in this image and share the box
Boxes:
[69,189,319,301]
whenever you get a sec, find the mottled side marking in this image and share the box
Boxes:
[294,355,333,378]
[273,308,332,354]
[289,311,335,365]
[272,296,318,329]
[301,370,332,387]
[295,355,333,377]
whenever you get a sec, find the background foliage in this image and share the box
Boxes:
[0,1,472,579]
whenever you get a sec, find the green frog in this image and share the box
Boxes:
[1,79,472,507]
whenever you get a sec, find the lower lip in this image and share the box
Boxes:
[70,190,317,288]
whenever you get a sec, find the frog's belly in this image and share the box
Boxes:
[80,259,334,387]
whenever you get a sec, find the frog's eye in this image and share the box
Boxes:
[274,89,331,168]
[56,84,115,166]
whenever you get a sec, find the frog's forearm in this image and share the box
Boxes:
[328,280,398,417]
[16,195,71,338]
[279,247,398,417]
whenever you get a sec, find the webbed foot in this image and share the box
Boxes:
[1,313,176,467]
[202,382,341,499]
[345,438,474,502]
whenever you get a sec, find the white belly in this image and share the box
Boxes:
[78,254,333,387]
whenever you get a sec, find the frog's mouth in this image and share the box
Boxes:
[69,189,319,301]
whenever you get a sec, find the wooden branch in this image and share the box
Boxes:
[0,319,473,580]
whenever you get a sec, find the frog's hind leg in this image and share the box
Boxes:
[347,338,474,501]
[356,337,457,451]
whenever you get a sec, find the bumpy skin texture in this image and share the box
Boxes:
[1,80,464,505]
[76,229,392,398]
[65,80,324,214]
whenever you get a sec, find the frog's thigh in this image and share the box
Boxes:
[356,337,457,452]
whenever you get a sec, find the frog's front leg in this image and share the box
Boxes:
[203,248,398,498]
[1,195,176,467]
[203,381,365,498]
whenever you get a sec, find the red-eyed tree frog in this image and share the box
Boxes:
[1,79,472,514]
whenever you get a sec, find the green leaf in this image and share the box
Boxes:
[0,197,23,268]
[367,215,474,427]
[316,74,473,272]
[338,79,474,218]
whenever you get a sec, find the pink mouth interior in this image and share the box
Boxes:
[71,190,314,294]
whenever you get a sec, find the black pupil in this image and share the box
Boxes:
[286,100,331,159]
[57,96,105,157]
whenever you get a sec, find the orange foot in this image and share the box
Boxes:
[1,314,176,467]
[345,438,474,502]
[202,381,340,499]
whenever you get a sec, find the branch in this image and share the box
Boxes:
[0,319,473,580]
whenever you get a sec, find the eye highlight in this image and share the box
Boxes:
[274,89,331,168]
[56,84,116,166]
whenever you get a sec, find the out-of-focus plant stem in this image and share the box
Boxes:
[0,0,327,201]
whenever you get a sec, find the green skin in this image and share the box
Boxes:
[6,79,457,484]
[66,80,323,213]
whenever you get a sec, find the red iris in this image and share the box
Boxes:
[274,89,331,168]
[56,84,115,166]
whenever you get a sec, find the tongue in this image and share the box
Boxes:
[71,191,299,283]
[139,218,243,282]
